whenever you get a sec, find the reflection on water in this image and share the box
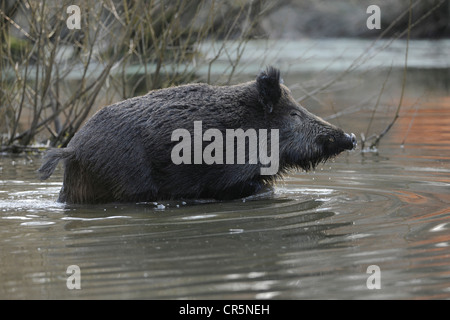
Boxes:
[1,40,450,299]
[1,105,449,299]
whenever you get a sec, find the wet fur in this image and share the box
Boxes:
[39,67,354,204]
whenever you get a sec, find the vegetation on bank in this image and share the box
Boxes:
[0,0,273,152]
[0,0,446,153]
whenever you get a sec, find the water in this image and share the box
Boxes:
[1,39,449,299]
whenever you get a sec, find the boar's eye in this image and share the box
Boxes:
[290,112,301,118]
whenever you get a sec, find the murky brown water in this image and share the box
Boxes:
[1,40,449,300]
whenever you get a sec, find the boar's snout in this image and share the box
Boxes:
[318,131,357,157]
[346,132,357,150]
[340,132,357,151]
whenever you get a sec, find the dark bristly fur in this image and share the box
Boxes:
[256,67,282,113]
[38,148,74,180]
[39,67,356,204]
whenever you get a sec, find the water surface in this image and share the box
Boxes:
[1,39,449,299]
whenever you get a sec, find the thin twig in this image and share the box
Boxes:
[369,0,413,150]
[360,63,393,150]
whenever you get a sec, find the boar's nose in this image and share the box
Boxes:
[344,133,357,150]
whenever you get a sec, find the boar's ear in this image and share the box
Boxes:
[256,66,282,113]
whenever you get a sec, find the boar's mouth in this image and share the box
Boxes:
[319,132,357,156]
[280,132,357,173]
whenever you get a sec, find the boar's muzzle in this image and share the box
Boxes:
[319,131,357,157]
[344,133,357,150]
